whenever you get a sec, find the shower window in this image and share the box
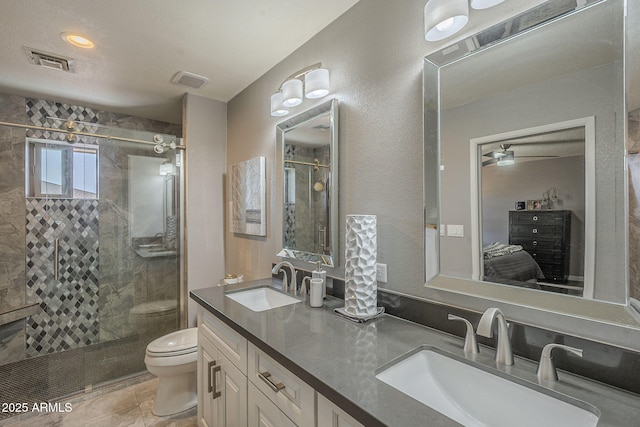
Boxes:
[26,139,99,198]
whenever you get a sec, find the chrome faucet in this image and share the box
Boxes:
[537,343,583,382]
[477,308,513,365]
[272,261,298,294]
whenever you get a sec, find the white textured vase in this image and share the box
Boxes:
[344,215,377,317]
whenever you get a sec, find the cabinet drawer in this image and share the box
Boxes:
[248,382,297,427]
[198,307,248,375]
[248,342,315,427]
[529,251,564,263]
[510,238,562,251]
[538,262,566,275]
[510,224,564,237]
[510,211,567,225]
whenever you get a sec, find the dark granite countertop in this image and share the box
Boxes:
[190,278,640,427]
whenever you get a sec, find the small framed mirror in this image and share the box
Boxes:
[277,99,338,267]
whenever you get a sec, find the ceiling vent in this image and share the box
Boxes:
[24,47,75,72]
[171,71,209,89]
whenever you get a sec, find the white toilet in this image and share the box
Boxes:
[144,327,198,416]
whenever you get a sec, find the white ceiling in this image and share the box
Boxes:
[0,0,359,124]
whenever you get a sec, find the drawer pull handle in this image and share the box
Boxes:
[258,371,285,393]
[532,228,538,234]
[208,361,222,399]
[533,215,538,221]
[533,241,538,246]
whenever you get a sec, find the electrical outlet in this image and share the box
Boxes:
[376,263,388,283]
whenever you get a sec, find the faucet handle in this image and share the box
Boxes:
[448,314,479,354]
[537,343,583,382]
[300,276,311,297]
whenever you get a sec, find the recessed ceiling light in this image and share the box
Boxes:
[60,32,94,49]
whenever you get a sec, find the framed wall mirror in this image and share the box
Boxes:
[421,0,640,350]
[276,99,338,267]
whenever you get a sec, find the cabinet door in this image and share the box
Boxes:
[317,393,364,427]
[199,331,248,427]
[218,352,248,427]
[248,382,297,427]
[198,333,218,427]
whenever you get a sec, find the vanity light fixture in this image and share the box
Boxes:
[270,93,289,117]
[424,0,469,42]
[60,32,94,49]
[424,0,506,42]
[270,63,330,117]
[470,0,505,10]
[305,68,330,99]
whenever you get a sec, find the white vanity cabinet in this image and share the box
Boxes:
[317,393,365,427]
[196,307,366,427]
[197,308,248,427]
[247,342,315,427]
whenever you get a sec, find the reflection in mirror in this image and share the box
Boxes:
[128,153,179,255]
[424,0,633,313]
[277,99,338,267]
[472,120,595,299]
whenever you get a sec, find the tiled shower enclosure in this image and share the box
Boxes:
[0,94,183,419]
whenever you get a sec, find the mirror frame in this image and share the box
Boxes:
[276,98,339,267]
[419,0,640,352]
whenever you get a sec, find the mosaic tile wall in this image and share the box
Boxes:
[1,94,182,366]
[283,143,330,254]
[25,199,100,356]
[284,203,296,248]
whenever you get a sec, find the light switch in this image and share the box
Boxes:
[447,225,464,237]
[440,224,446,236]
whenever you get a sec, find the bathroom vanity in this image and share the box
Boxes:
[191,279,640,427]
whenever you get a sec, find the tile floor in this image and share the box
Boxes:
[0,377,197,427]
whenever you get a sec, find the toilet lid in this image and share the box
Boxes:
[146,327,198,356]
[130,299,177,316]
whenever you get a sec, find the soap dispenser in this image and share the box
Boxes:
[312,261,327,298]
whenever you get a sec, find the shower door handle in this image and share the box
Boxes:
[53,239,60,281]
[318,227,327,250]
[208,360,221,399]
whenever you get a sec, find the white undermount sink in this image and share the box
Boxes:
[225,287,301,312]
[375,347,599,427]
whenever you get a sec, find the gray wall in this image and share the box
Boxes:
[184,93,227,327]
[224,0,545,287]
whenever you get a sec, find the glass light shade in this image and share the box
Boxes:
[159,162,175,176]
[471,0,505,10]
[305,68,330,99]
[497,153,515,166]
[270,92,289,117]
[424,0,469,42]
[282,79,303,107]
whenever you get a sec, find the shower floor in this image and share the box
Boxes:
[0,375,196,427]
[0,333,148,421]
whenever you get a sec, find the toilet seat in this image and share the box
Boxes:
[146,327,198,357]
